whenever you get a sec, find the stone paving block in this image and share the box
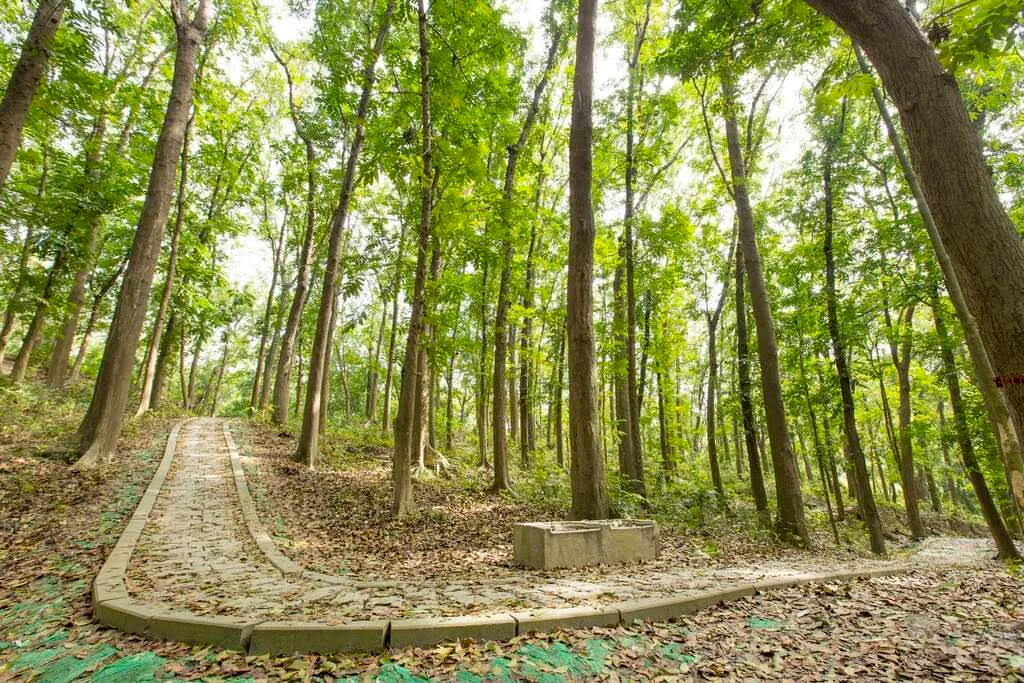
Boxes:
[248,620,388,655]
[146,608,253,650]
[616,584,756,624]
[95,599,158,635]
[389,614,517,649]
[512,605,621,634]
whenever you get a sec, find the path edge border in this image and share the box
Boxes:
[94,418,933,656]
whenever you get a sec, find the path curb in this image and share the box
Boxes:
[94,418,964,655]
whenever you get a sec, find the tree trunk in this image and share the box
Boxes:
[72,0,210,470]
[136,117,191,416]
[476,261,489,467]
[0,0,65,192]
[0,150,47,365]
[555,322,566,468]
[367,302,387,420]
[250,204,286,415]
[491,26,562,492]
[854,46,1024,514]
[567,0,608,520]
[734,188,769,522]
[932,291,1020,560]
[886,303,925,538]
[70,254,127,383]
[10,246,63,382]
[296,0,395,466]
[391,0,430,516]
[805,0,1024,503]
[822,123,886,555]
[721,66,807,544]
[260,279,289,410]
[270,47,320,428]
[380,222,409,436]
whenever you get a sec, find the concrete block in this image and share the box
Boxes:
[389,614,516,649]
[248,620,388,654]
[514,519,660,570]
[512,605,621,634]
[91,573,129,604]
[94,599,157,635]
[617,585,755,624]
[146,609,252,650]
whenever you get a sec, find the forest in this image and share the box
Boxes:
[1,0,1023,679]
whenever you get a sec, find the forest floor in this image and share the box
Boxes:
[1,382,1023,680]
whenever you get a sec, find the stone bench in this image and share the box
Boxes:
[513,519,660,570]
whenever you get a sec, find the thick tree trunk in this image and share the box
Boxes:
[137,118,191,416]
[805,0,1024,502]
[722,67,807,544]
[296,0,395,466]
[855,47,1024,513]
[0,0,65,192]
[391,0,430,516]
[73,0,210,470]
[567,0,608,520]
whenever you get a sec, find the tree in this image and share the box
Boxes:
[721,63,808,544]
[804,0,1024,484]
[391,0,434,517]
[0,0,65,193]
[72,0,211,470]
[294,0,396,467]
[566,0,608,520]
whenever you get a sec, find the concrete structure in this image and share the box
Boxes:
[513,519,661,570]
[91,418,991,655]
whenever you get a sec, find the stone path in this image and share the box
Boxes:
[106,418,1001,651]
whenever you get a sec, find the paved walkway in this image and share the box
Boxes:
[124,418,998,627]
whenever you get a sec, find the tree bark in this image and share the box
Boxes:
[72,0,210,470]
[804,0,1024,502]
[391,0,431,516]
[854,47,1024,514]
[932,291,1020,560]
[822,122,886,554]
[136,116,192,416]
[0,149,47,365]
[721,65,807,544]
[567,0,608,520]
[296,0,395,466]
[70,253,126,383]
[491,26,561,492]
[270,42,319,428]
[886,303,925,538]
[0,0,65,193]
